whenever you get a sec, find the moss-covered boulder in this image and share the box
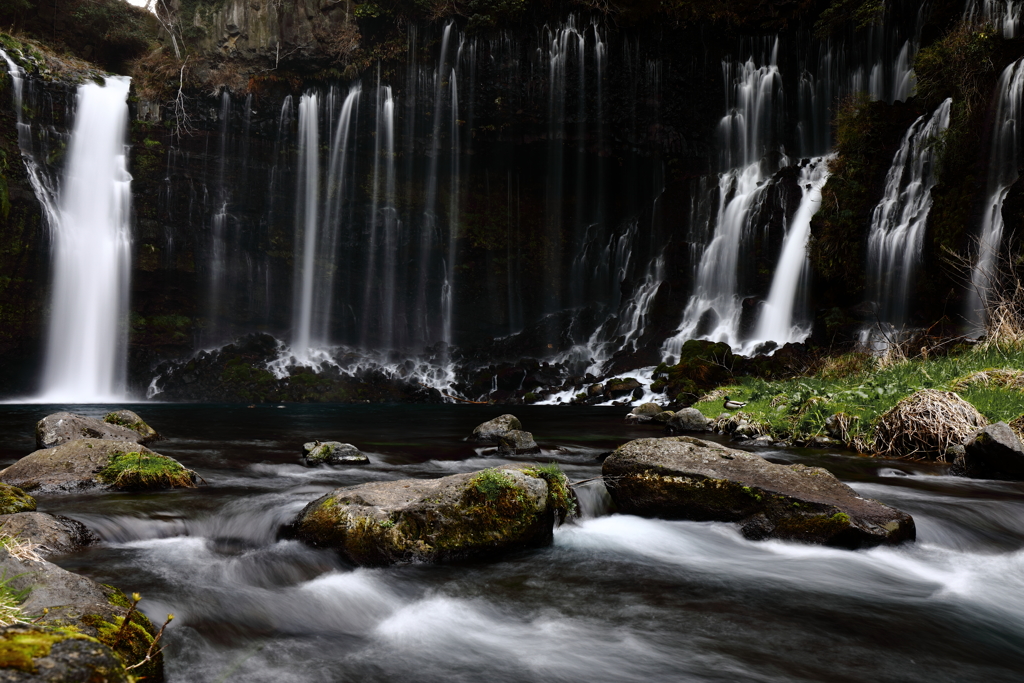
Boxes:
[294,465,574,565]
[300,441,369,467]
[102,410,160,444]
[603,436,915,549]
[35,412,155,450]
[0,624,129,682]
[0,439,196,493]
[0,484,35,516]
[470,414,523,444]
[0,547,163,681]
[0,513,94,557]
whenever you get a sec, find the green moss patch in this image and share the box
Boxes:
[0,483,35,515]
[98,451,196,490]
[0,626,97,673]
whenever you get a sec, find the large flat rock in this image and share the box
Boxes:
[603,436,915,549]
[294,466,572,565]
[0,439,196,494]
[35,411,158,450]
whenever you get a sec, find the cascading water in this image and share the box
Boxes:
[291,92,321,362]
[964,0,1021,38]
[965,59,1024,335]
[861,98,952,348]
[745,157,832,353]
[39,77,134,401]
[664,42,786,358]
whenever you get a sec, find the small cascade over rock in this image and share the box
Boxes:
[964,0,1021,38]
[966,59,1024,336]
[860,98,951,349]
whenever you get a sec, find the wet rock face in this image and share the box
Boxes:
[471,415,523,444]
[603,436,915,549]
[497,430,540,455]
[0,624,129,682]
[0,513,95,557]
[102,410,160,444]
[0,439,196,494]
[0,484,36,516]
[666,408,711,433]
[35,413,143,449]
[952,422,1024,480]
[301,441,369,467]
[294,466,569,565]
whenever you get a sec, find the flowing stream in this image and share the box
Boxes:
[1,404,1022,682]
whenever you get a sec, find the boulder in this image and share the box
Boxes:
[652,411,676,424]
[471,414,522,444]
[301,441,369,467]
[497,430,540,455]
[666,408,712,433]
[0,546,164,681]
[605,377,642,399]
[294,465,574,565]
[632,402,663,416]
[0,624,129,682]
[0,512,95,556]
[35,411,157,450]
[0,483,36,515]
[102,410,160,443]
[586,383,604,398]
[602,436,915,549]
[0,439,197,493]
[951,422,1024,480]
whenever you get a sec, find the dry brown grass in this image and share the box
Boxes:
[0,533,41,563]
[951,368,1024,391]
[874,389,987,460]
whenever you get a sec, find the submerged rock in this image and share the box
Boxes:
[605,377,642,399]
[951,422,1024,480]
[102,410,160,443]
[35,412,145,449]
[666,408,712,433]
[471,414,522,444]
[0,624,129,682]
[294,465,573,565]
[0,439,197,493]
[603,436,914,549]
[497,430,540,455]
[0,483,36,515]
[0,512,95,556]
[301,441,369,466]
[0,547,164,681]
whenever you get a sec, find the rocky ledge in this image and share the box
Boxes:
[294,465,574,565]
[603,436,915,549]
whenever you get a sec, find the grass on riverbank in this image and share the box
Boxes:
[691,344,1024,452]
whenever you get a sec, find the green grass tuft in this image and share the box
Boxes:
[98,451,196,490]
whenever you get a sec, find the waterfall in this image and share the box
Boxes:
[964,0,1021,38]
[966,60,1024,335]
[291,86,360,360]
[861,98,952,347]
[442,68,459,347]
[746,156,833,352]
[39,77,134,401]
[664,42,786,359]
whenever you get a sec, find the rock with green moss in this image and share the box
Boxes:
[0,513,94,557]
[102,410,160,444]
[603,436,915,549]
[300,441,369,467]
[471,415,523,444]
[0,624,129,682]
[35,412,155,450]
[294,465,574,565]
[0,547,163,681]
[0,439,196,493]
[0,485,35,516]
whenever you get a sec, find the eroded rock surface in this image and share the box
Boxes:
[294,466,572,565]
[301,441,369,467]
[35,412,157,450]
[603,436,914,549]
[952,422,1024,480]
[471,415,522,444]
[497,430,540,455]
[0,440,196,493]
[0,513,95,557]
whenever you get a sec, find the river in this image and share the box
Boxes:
[1,404,1022,682]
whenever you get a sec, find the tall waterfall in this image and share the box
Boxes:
[41,77,134,401]
[861,98,952,347]
[966,60,1024,335]
[747,157,833,352]
[664,42,786,358]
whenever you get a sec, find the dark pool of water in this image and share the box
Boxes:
[2,403,1024,682]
